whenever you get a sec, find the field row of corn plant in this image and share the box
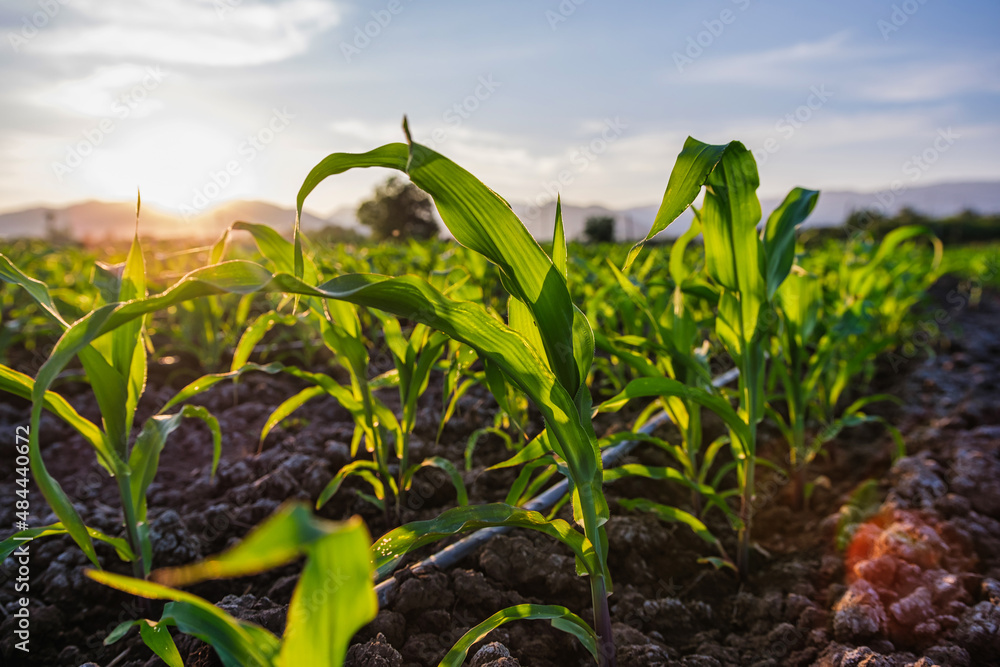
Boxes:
[0,127,943,666]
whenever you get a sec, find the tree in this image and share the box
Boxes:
[357,176,439,241]
[584,215,615,243]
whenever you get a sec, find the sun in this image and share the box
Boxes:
[80,119,238,214]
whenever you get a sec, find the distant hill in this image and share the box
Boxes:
[0,200,334,242]
[1,180,997,242]
[516,180,1000,242]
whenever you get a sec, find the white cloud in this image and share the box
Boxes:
[852,58,1000,102]
[29,64,166,117]
[26,0,341,66]
[687,31,861,85]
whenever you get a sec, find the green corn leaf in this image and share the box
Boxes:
[668,215,703,286]
[440,604,599,666]
[130,405,222,527]
[618,497,721,548]
[0,254,68,326]
[762,188,819,299]
[1,522,135,562]
[231,311,299,371]
[278,517,376,667]
[625,137,730,269]
[316,460,382,509]
[0,364,115,471]
[160,363,284,414]
[597,377,750,455]
[402,456,468,506]
[100,508,376,667]
[465,426,514,470]
[148,503,356,583]
[298,132,581,394]
[138,620,183,667]
[260,385,326,448]
[162,601,280,667]
[233,220,319,286]
[506,455,557,505]
[552,196,568,279]
[486,430,553,471]
[701,141,765,356]
[371,503,595,580]
[114,215,147,436]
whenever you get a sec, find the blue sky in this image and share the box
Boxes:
[1,0,997,221]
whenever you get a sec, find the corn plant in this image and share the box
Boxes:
[221,224,467,518]
[596,216,722,513]
[0,211,224,578]
[89,503,376,667]
[604,138,819,576]
[26,128,616,662]
[766,226,940,506]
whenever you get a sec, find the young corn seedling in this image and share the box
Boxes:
[221,224,467,519]
[766,225,941,507]
[0,207,223,578]
[607,138,818,577]
[88,503,376,667]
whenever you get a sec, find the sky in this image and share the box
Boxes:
[1,0,998,223]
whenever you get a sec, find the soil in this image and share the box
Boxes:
[1,276,998,667]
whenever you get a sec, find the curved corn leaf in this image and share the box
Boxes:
[297,131,581,396]
[141,621,183,667]
[370,503,595,580]
[105,619,183,667]
[597,377,750,456]
[618,498,721,548]
[160,362,283,414]
[316,460,381,509]
[0,522,135,562]
[130,404,222,530]
[231,311,299,371]
[625,137,730,269]
[278,516,376,667]
[88,570,281,667]
[440,604,598,666]
[0,364,115,471]
[261,385,326,447]
[403,456,468,506]
[762,187,819,299]
[141,504,376,667]
[466,426,515,470]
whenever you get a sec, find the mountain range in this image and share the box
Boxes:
[1,180,998,243]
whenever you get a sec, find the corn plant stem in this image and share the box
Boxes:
[579,492,615,666]
[115,473,145,579]
[736,351,762,579]
[374,366,741,607]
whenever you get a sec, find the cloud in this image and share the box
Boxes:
[29,64,166,117]
[852,58,1000,102]
[24,0,341,67]
[684,31,861,85]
